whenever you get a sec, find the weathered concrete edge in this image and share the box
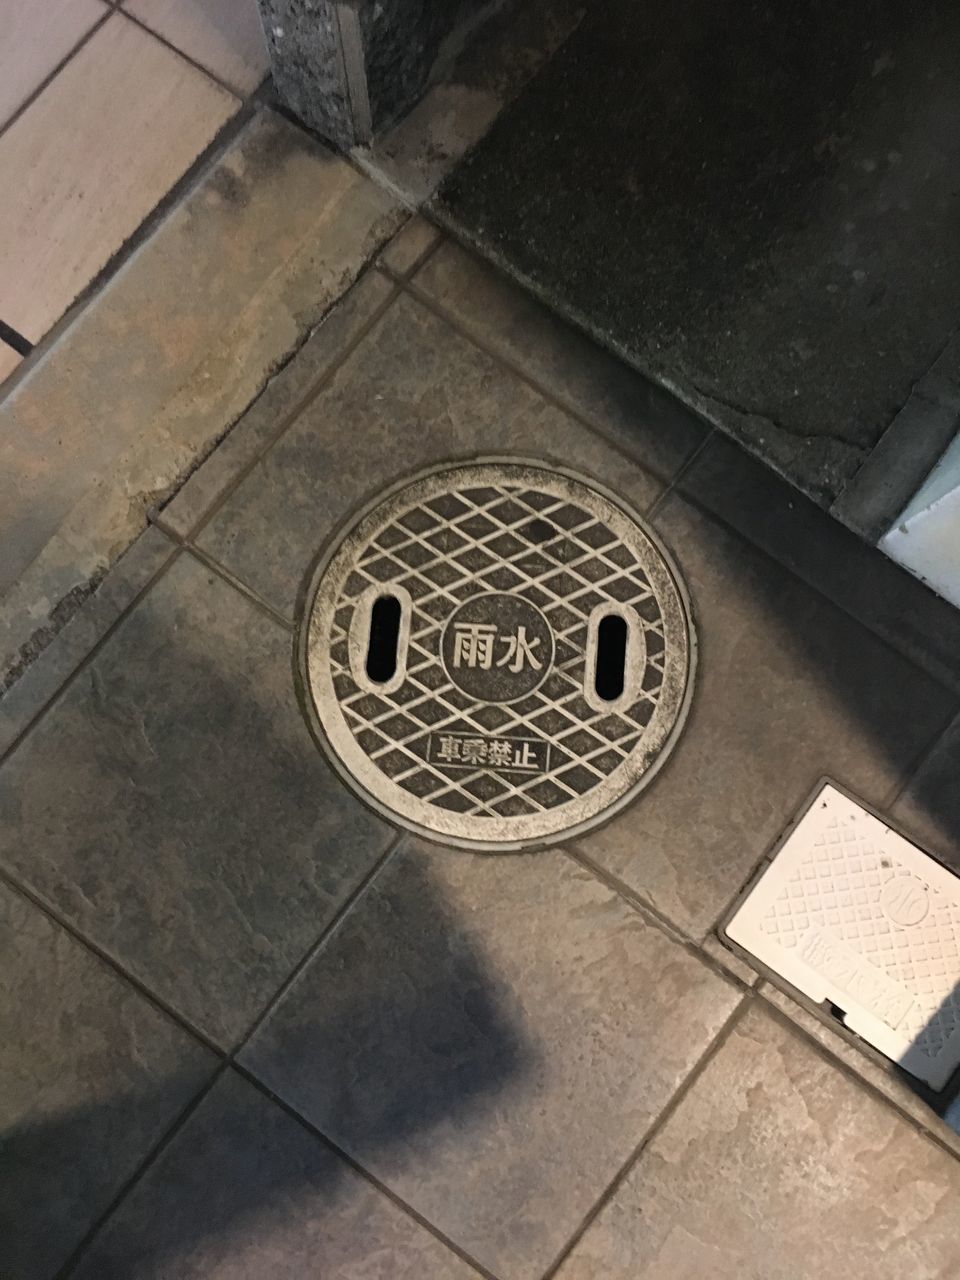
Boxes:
[831,329,960,543]
[0,527,177,758]
[0,122,405,695]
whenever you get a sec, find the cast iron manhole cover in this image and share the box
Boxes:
[299,459,695,849]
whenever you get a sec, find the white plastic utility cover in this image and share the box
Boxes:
[726,783,960,1089]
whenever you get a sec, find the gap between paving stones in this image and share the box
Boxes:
[54,834,409,1279]
[538,997,749,1280]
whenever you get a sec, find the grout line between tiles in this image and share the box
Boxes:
[0,547,181,769]
[231,833,404,1055]
[174,277,402,546]
[55,831,407,1276]
[388,220,445,280]
[565,843,694,948]
[0,319,32,356]
[387,269,696,499]
[0,6,113,145]
[151,518,296,632]
[55,1064,229,1279]
[538,996,750,1280]
[0,863,224,1057]
[645,427,716,519]
[563,843,755,992]
[230,1064,500,1280]
[114,8,245,102]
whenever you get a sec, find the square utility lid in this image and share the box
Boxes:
[726,782,960,1090]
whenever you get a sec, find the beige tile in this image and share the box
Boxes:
[125,0,269,95]
[557,1004,960,1280]
[0,13,238,343]
[242,843,741,1279]
[0,0,106,128]
[0,110,400,690]
[0,343,20,387]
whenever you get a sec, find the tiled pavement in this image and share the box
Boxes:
[5,217,960,1278]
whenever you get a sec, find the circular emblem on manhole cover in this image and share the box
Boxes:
[441,593,555,703]
[298,459,695,850]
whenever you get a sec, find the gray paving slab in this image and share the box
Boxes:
[72,1070,479,1280]
[412,240,709,478]
[195,289,670,620]
[241,841,740,1279]
[0,880,215,1280]
[678,434,960,697]
[0,553,394,1048]
[556,1004,960,1279]
[891,713,960,871]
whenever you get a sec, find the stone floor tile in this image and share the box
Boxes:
[125,0,269,95]
[577,493,957,939]
[72,1070,478,1280]
[0,554,394,1047]
[0,13,238,344]
[891,713,960,870]
[0,108,400,690]
[196,289,668,620]
[414,240,708,476]
[241,842,740,1279]
[556,1004,960,1280]
[161,271,395,539]
[0,0,105,129]
[0,879,215,1280]
[679,433,960,696]
[378,214,441,277]
[760,983,960,1162]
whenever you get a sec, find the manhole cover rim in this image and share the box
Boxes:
[296,455,697,851]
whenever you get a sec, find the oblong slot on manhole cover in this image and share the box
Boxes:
[298,459,696,850]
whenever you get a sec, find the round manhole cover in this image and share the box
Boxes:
[298,459,695,849]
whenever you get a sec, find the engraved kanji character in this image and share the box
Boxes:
[486,740,515,766]
[452,622,497,669]
[459,738,488,765]
[497,625,542,674]
[434,735,461,763]
[511,742,539,769]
